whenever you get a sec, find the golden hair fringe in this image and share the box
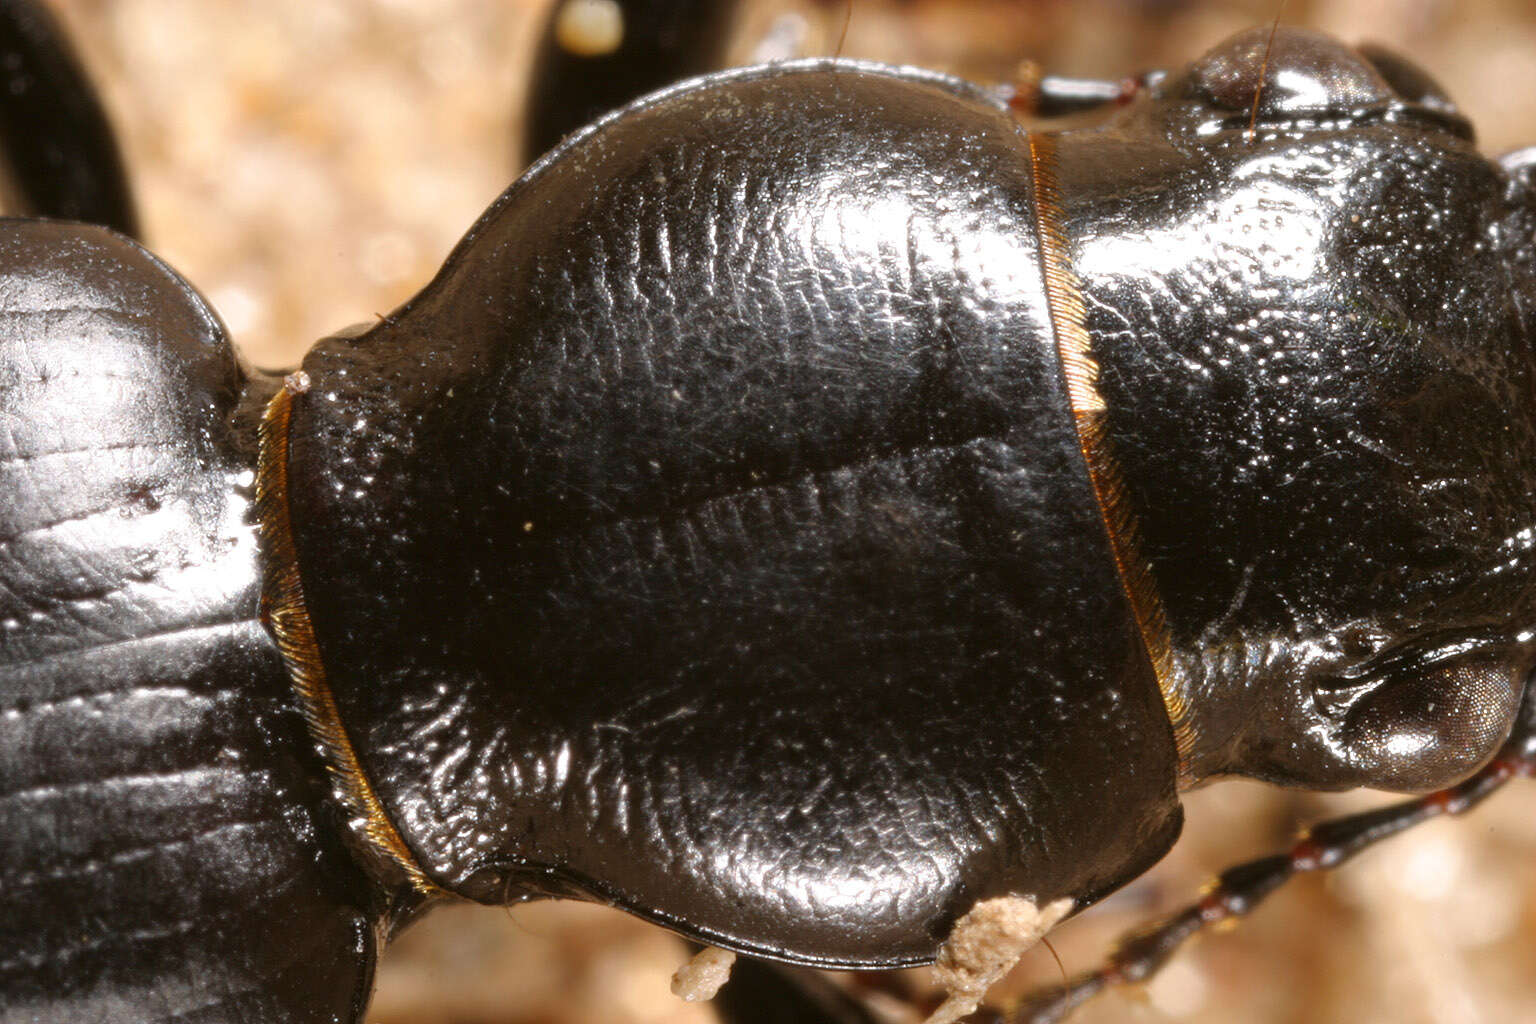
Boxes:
[256,376,443,896]
[1027,133,1197,767]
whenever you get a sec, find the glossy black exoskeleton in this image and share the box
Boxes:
[4,5,1536,1023]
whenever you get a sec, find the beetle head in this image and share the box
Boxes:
[1056,27,1536,793]
[1154,25,1474,142]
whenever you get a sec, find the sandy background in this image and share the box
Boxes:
[37,1,1536,1022]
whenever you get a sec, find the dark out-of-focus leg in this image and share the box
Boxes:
[0,0,137,235]
[522,0,744,160]
[711,955,889,1024]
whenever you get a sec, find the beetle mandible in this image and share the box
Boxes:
[9,2,1536,1024]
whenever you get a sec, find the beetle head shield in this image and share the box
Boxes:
[1056,27,1536,793]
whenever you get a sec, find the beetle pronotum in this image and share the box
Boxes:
[12,2,1536,1023]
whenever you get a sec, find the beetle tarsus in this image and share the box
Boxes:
[1009,739,1536,1023]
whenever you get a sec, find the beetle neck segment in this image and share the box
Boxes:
[1028,132,1196,770]
[256,377,444,897]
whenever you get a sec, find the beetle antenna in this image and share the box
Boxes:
[1005,735,1536,1023]
[1246,1,1289,143]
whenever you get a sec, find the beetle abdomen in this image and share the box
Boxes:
[270,62,1182,966]
[0,224,379,1023]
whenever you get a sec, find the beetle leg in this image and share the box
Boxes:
[1009,743,1536,1023]
[0,0,138,235]
[706,955,890,1024]
[523,0,747,161]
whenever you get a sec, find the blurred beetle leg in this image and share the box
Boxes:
[0,0,138,235]
[703,951,890,1024]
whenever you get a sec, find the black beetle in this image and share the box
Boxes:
[6,2,1536,1023]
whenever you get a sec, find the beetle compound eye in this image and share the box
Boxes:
[1339,650,1525,792]
[1178,25,1396,121]
[1355,43,1460,115]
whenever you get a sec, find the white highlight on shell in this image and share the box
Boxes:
[670,946,736,1002]
[554,0,625,58]
[924,895,1075,1024]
